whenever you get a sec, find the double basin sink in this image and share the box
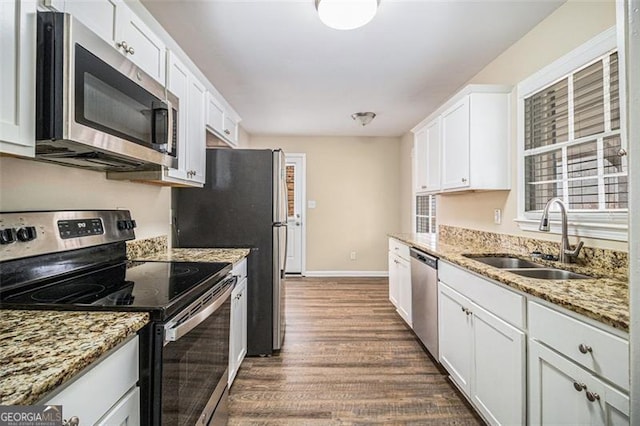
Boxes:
[464,255,591,280]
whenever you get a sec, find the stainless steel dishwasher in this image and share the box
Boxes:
[410,248,439,359]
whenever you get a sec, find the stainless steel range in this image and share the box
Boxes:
[0,210,234,425]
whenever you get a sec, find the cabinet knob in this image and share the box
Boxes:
[127,46,135,55]
[421,185,427,189]
[618,148,627,157]
[224,129,231,135]
[578,344,592,354]
[573,382,586,392]
[461,177,468,183]
[586,391,600,402]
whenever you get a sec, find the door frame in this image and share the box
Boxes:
[285,153,307,275]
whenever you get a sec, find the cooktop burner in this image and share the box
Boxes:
[0,260,232,320]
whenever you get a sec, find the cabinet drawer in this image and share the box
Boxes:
[439,261,525,329]
[528,301,629,391]
[388,238,409,260]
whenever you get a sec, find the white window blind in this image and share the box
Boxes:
[416,195,436,233]
[523,51,627,214]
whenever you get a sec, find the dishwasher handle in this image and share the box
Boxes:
[410,248,438,269]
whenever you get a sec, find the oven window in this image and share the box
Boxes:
[161,297,230,425]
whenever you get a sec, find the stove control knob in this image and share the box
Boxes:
[0,228,17,245]
[130,220,137,229]
[16,226,37,242]
[117,220,128,231]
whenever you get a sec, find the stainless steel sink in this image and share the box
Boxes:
[463,254,592,280]
[467,256,542,269]
[506,268,591,280]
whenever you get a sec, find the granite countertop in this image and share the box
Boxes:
[389,233,629,332]
[132,248,250,264]
[0,310,149,405]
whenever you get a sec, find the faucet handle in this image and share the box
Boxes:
[565,241,584,259]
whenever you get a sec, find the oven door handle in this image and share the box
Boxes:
[164,276,235,345]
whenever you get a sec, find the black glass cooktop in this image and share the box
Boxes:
[0,261,232,320]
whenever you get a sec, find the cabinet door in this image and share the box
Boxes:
[388,254,399,308]
[116,4,166,83]
[96,387,140,426]
[223,114,238,146]
[167,53,189,181]
[529,340,605,426]
[229,278,247,386]
[438,283,473,395]
[471,302,525,426]
[441,97,470,190]
[0,0,36,157]
[397,257,412,326]
[56,0,120,45]
[187,78,206,184]
[206,93,225,135]
[238,278,247,367]
[414,128,428,192]
[424,118,441,192]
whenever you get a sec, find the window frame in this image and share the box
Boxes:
[415,194,437,234]
[515,26,628,242]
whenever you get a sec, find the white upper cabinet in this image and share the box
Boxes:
[167,52,205,185]
[412,85,511,194]
[49,0,166,83]
[0,0,36,157]
[414,117,441,193]
[206,91,240,146]
[441,97,471,190]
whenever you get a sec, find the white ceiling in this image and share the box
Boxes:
[141,0,565,137]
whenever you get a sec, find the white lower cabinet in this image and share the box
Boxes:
[528,300,630,425]
[388,238,411,326]
[42,337,139,425]
[229,258,248,386]
[438,282,525,425]
[529,340,629,425]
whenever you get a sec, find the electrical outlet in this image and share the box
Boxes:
[350,251,357,261]
[494,208,502,225]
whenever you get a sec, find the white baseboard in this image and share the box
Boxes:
[303,270,389,277]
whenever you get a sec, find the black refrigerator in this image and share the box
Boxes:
[172,148,287,356]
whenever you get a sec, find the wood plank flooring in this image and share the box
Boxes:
[228,277,483,425]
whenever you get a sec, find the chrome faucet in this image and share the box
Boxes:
[538,197,584,263]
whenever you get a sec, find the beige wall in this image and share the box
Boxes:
[249,135,401,272]
[406,0,625,251]
[0,156,171,240]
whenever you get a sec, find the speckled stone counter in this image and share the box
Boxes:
[127,235,250,264]
[389,232,629,332]
[0,311,148,405]
[133,248,250,264]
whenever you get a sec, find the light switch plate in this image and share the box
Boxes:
[308,200,317,209]
[494,208,502,224]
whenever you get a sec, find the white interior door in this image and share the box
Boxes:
[285,154,305,274]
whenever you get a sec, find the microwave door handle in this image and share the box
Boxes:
[164,278,235,345]
[165,100,174,155]
[152,101,169,152]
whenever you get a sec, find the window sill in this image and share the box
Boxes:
[515,214,628,242]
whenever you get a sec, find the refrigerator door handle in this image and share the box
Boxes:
[281,223,288,279]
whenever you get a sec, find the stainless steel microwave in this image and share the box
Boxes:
[35,12,178,172]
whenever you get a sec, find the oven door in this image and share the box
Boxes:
[161,276,235,425]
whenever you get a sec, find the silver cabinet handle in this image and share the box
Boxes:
[461,306,466,313]
[461,177,468,183]
[64,417,80,426]
[116,40,128,50]
[421,185,426,189]
[224,129,231,135]
[618,148,627,157]
[127,46,135,55]
[586,391,600,402]
[578,344,592,354]
[573,382,586,392]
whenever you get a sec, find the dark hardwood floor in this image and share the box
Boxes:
[228,277,482,425]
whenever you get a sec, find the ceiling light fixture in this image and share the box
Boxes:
[316,0,378,31]
[351,112,376,126]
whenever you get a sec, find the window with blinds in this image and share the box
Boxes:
[416,195,436,233]
[523,51,627,213]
